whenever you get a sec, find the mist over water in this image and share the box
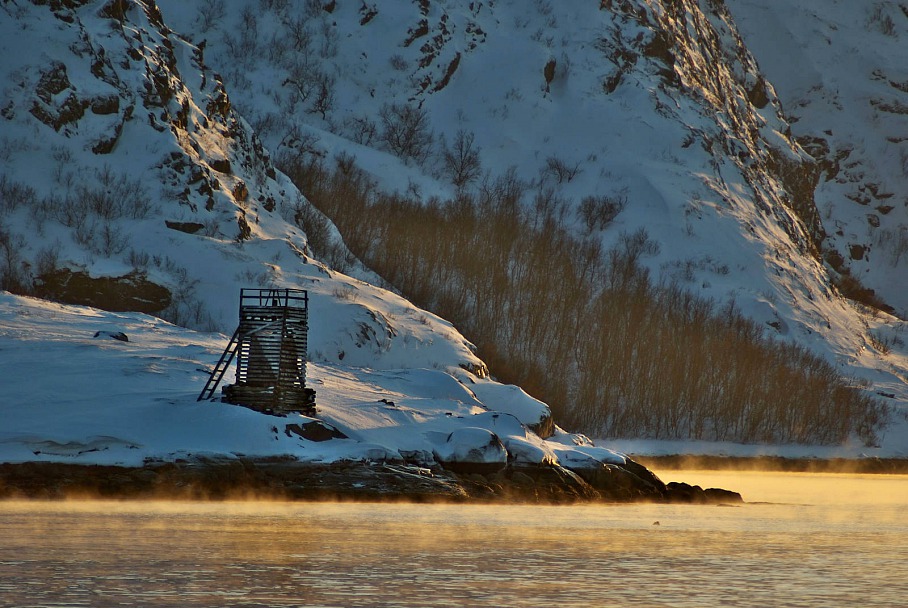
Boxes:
[1,471,905,607]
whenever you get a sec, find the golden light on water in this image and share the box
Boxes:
[657,469,908,507]
[2,471,907,606]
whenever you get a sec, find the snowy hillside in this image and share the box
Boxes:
[0,0,590,471]
[153,0,906,447]
[725,0,908,317]
[0,0,485,373]
[3,292,617,472]
[1,0,906,457]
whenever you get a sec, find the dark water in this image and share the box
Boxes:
[1,471,905,607]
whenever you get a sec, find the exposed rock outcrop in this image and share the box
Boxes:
[0,457,741,504]
[34,269,171,314]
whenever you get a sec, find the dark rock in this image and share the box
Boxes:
[747,76,769,109]
[99,0,129,21]
[571,462,663,501]
[31,92,88,131]
[703,487,744,503]
[236,213,252,241]
[528,413,555,439]
[208,158,230,175]
[165,220,205,234]
[232,180,248,201]
[285,421,348,442]
[93,330,128,342]
[90,94,120,115]
[506,464,599,502]
[509,470,535,487]
[91,117,125,154]
[0,457,744,505]
[619,456,667,492]
[544,58,556,90]
[664,481,743,504]
[34,268,171,314]
[35,61,71,102]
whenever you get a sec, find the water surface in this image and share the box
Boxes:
[1,471,905,607]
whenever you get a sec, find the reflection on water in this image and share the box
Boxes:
[1,471,906,607]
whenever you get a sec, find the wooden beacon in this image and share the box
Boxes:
[197,288,316,416]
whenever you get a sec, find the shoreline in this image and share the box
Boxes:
[0,458,739,505]
[634,454,908,474]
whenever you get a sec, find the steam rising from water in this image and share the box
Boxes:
[1,472,906,607]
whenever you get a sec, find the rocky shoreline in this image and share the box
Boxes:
[0,458,742,505]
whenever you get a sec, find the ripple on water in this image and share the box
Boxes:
[0,472,906,607]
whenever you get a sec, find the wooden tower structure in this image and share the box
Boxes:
[198,288,316,415]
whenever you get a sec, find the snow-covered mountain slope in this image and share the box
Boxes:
[1,0,906,456]
[0,0,484,374]
[0,1,597,468]
[725,0,908,317]
[154,0,907,446]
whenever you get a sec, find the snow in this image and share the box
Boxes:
[0,292,639,467]
[0,0,905,463]
[724,0,908,315]
[152,0,908,415]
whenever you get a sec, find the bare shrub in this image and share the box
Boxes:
[97,222,128,256]
[541,155,582,184]
[201,216,221,238]
[319,19,339,58]
[834,272,894,314]
[389,54,408,71]
[343,115,378,146]
[294,200,333,258]
[126,248,151,272]
[876,227,908,266]
[378,102,434,165]
[303,0,323,18]
[577,193,627,232]
[84,166,152,220]
[282,152,891,448]
[282,15,312,52]
[332,284,357,302]
[35,242,61,276]
[160,262,218,331]
[73,221,97,250]
[309,72,336,119]
[867,4,897,36]
[259,0,290,12]
[868,330,892,354]
[0,228,29,291]
[0,175,37,213]
[283,60,334,117]
[440,130,483,188]
[196,0,226,32]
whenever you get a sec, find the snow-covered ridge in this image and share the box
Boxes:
[152,0,906,446]
[0,0,905,457]
[0,0,483,374]
[725,0,908,316]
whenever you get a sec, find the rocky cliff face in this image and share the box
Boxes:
[724,0,908,318]
[2,0,303,321]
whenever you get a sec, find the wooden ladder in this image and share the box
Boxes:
[197,328,241,401]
